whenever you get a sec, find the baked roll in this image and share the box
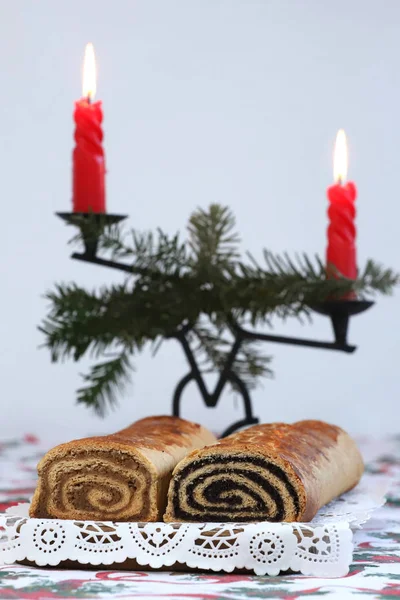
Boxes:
[164,420,363,523]
[29,416,216,522]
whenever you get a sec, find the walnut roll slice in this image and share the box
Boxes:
[30,416,216,521]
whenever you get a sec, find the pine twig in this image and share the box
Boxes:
[77,351,133,416]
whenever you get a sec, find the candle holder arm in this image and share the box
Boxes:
[225,300,373,355]
[230,321,356,353]
[71,252,141,275]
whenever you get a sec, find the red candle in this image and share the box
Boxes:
[72,43,106,213]
[326,130,357,280]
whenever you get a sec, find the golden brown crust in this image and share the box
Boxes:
[30,416,216,521]
[164,420,364,523]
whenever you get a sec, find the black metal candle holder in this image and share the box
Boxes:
[57,212,374,437]
[57,212,128,259]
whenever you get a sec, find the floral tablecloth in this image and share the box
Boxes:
[1,435,400,600]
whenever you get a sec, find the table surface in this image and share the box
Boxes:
[1,435,400,600]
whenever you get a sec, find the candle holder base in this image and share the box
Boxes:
[170,299,375,436]
[56,212,128,258]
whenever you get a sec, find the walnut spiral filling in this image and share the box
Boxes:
[35,449,151,521]
[169,455,300,522]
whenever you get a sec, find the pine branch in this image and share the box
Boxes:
[39,284,109,362]
[77,351,133,416]
[40,255,398,369]
[357,259,400,296]
[188,204,240,274]
[99,228,189,276]
[42,203,399,415]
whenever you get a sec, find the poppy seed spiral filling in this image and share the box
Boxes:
[169,455,300,522]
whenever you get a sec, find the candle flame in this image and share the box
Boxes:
[82,43,96,101]
[333,129,348,184]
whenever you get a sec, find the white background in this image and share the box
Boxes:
[0,0,399,441]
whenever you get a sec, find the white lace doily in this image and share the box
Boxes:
[0,475,387,577]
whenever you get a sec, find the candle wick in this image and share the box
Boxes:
[86,95,91,105]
